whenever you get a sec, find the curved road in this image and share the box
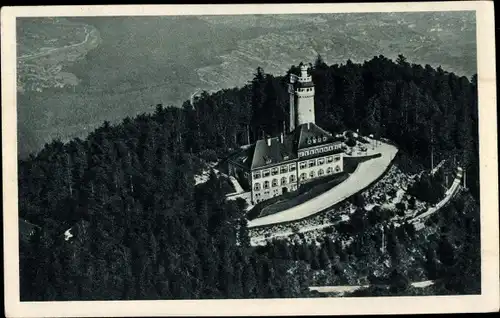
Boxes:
[251,166,463,245]
[411,167,462,223]
[309,280,435,295]
[19,26,99,61]
[248,141,398,228]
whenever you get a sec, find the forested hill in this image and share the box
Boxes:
[19,55,479,300]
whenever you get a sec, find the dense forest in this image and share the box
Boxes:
[19,54,480,300]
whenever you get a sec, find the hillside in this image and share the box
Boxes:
[17,12,475,157]
[17,18,101,93]
[18,56,480,300]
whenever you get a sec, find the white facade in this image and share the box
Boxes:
[251,162,298,203]
[297,154,343,184]
[249,152,344,203]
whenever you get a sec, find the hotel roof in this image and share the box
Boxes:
[229,123,344,171]
[295,123,342,150]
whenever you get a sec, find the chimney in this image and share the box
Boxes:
[280,133,284,143]
[267,137,272,146]
[307,122,310,130]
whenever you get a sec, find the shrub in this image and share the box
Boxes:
[345,138,356,147]
[350,193,365,207]
[199,149,218,162]
[345,130,355,139]
[395,202,406,216]
[323,227,334,234]
[408,196,416,209]
[389,269,410,294]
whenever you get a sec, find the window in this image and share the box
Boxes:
[300,173,307,180]
[329,146,334,151]
[318,169,324,176]
[283,155,289,160]
[280,166,288,174]
[263,170,270,177]
[327,167,333,174]
[264,181,270,189]
[327,156,333,163]
[253,172,261,179]
[299,162,307,169]
[290,164,296,171]
[323,136,327,142]
[254,183,261,191]
[298,152,303,158]
[335,165,341,172]
[309,170,315,178]
[264,191,270,196]
[271,167,278,176]
[308,160,316,168]
[272,179,279,187]
[334,156,341,162]
[274,189,279,196]
[318,158,325,165]
[281,177,287,185]
[290,175,296,183]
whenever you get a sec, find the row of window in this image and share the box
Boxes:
[298,143,341,157]
[307,136,328,145]
[254,175,297,191]
[253,164,296,179]
[299,156,341,169]
[253,165,341,191]
[298,87,314,93]
[299,166,341,180]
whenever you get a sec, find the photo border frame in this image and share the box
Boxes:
[2,2,498,316]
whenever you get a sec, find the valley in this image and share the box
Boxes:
[16,12,476,157]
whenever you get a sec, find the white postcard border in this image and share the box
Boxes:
[2,2,498,317]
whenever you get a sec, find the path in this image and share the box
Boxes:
[251,164,463,245]
[19,26,96,61]
[309,280,435,295]
[229,176,245,194]
[411,167,462,223]
[431,160,445,176]
[248,140,398,228]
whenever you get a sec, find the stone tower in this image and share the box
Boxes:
[295,63,315,126]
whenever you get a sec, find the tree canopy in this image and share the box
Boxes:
[19,54,480,300]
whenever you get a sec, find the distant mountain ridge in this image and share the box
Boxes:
[16,12,476,157]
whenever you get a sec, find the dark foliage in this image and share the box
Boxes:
[19,54,480,299]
